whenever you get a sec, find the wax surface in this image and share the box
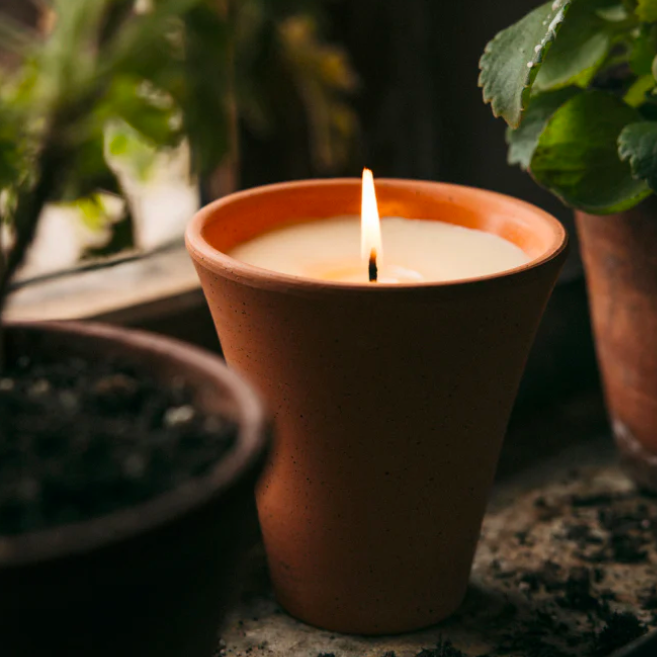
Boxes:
[228,217,531,283]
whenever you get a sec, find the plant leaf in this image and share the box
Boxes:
[530,91,650,213]
[105,120,158,182]
[479,0,572,128]
[180,3,231,174]
[278,16,357,171]
[630,24,657,75]
[624,74,656,106]
[101,75,182,148]
[637,0,657,22]
[0,106,23,190]
[507,87,580,169]
[619,121,657,191]
[596,3,630,21]
[0,139,21,191]
[533,0,617,92]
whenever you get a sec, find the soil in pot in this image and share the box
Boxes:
[0,352,238,535]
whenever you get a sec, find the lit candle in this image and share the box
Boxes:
[229,169,530,283]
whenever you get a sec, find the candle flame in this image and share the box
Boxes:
[361,169,383,267]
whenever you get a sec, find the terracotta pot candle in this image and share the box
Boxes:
[186,177,567,635]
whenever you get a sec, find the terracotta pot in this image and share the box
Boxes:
[186,179,567,635]
[576,204,657,492]
[1,321,269,657]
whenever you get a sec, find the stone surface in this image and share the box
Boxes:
[219,441,657,656]
[6,246,200,322]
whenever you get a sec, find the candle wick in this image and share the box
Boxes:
[368,249,378,283]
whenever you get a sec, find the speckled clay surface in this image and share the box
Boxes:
[186,179,568,635]
[577,206,657,493]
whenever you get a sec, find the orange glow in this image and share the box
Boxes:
[361,168,383,264]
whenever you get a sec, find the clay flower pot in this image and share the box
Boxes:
[186,179,567,635]
[577,203,657,493]
[0,321,269,657]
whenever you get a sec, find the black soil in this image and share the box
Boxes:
[0,354,237,536]
[593,612,647,656]
[480,488,655,657]
[416,640,467,657]
[316,645,466,657]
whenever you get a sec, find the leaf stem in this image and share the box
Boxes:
[0,132,63,368]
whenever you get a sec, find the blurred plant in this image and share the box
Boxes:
[479,0,657,215]
[277,15,358,170]
[0,0,229,315]
[0,0,357,324]
[234,3,357,172]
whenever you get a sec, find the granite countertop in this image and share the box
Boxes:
[217,405,657,657]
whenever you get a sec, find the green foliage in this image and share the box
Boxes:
[232,1,357,171]
[0,109,23,191]
[480,0,657,213]
[105,120,159,182]
[277,16,357,170]
[531,92,650,213]
[179,4,230,175]
[478,0,572,128]
[623,73,655,106]
[630,24,657,74]
[0,0,357,311]
[619,120,657,190]
[532,0,619,92]
[69,194,120,233]
[637,0,657,22]
[101,76,182,148]
[507,87,580,169]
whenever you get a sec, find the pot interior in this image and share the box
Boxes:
[199,179,563,262]
[0,322,267,565]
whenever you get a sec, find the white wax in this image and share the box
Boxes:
[228,217,530,283]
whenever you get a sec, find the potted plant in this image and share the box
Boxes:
[479,0,657,492]
[2,0,358,278]
[0,3,277,655]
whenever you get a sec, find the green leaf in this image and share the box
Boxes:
[619,120,657,190]
[596,3,630,21]
[101,75,181,148]
[630,24,657,75]
[637,0,657,22]
[105,119,158,182]
[59,131,117,201]
[72,195,113,232]
[479,0,572,128]
[0,138,21,190]
[533,0,617,92]
[624,74,655,106]
[530,91,651,213]
[507,87,580,169]
[180,4,231,174]
[277,16,357,170]
[39,0,110,105]
[0,101,28,191]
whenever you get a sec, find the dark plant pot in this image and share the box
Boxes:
[187,179,567,634]
[0,321,269,657]
[577,205,657,493]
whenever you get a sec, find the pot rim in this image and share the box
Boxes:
[186,178,568,296]
[0,320,269,567]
